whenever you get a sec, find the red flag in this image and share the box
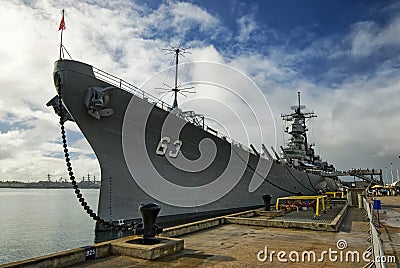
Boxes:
[58,13,66,31]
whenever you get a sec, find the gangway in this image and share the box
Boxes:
[321,169,383,184]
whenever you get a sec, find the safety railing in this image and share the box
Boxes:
[362,197,387,268]
[93,67,172,111]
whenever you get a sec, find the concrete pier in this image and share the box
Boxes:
[2,197,399,267]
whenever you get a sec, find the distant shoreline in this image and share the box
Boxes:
[0,181,100,189]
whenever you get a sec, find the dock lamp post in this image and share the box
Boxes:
[391,162,394,185]
[398,156,400,182]
[385,166,387,185]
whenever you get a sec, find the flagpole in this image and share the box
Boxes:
[59,9,65,59]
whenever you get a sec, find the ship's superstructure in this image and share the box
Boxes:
[281,92,334,172]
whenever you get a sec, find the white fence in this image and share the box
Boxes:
[362,197,387,268]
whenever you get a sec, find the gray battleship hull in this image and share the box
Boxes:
[53,60,339,230]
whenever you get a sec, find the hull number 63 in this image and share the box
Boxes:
[156,136,182,158]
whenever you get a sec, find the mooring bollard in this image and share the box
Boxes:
[136,202,163,244]
[262,194,272,211]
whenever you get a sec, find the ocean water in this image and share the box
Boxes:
[0,188,100,265]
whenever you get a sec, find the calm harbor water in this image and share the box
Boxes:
[0,188,100,265]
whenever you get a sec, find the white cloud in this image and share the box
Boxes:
[169,1,220,31]
[349,16,400,57]
[236,14,258,42]
[141,1,223,42]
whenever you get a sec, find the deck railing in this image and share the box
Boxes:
[93,67,172,111]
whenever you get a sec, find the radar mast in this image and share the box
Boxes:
[159,45,194,110]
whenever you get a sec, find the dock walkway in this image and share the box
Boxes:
[3,197,400,267]
[67,207,369,267]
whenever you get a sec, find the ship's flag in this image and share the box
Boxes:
[58,11,66,31]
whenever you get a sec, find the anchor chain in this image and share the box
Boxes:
[55,76,138,232]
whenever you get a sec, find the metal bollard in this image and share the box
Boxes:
[136,202,163,245]
[262,194,272,211]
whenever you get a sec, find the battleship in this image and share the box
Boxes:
[48,47,340,230]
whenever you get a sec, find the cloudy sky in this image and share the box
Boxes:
[1,0,400,183]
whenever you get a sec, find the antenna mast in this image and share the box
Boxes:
[173,48,180,108]
[160,45,194,109]
[298,91,301,111]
